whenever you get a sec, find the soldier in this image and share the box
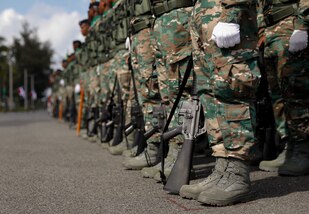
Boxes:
[51,69,62,118]
[72,40,82,129]
[118,0,160,162]
[123,0,196,180]
[180,0,261,206]
[78,19,91,139]
[86,1,102,142]
[105,0,132,152]
[259,0,309,175]
[58,59,68,122]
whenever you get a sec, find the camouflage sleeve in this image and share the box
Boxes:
[295,0,309,30]
[219,0,257,23]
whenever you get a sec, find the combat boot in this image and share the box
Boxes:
[101,127,118,149]
[141,143,182,179]
[101,142,110,149]
[108,131,135,155]
[259,144,291,172]
[80,129,88,140]
[88,134,98,143]
[122,145,137,157]
[279,142,309,176]
[197,157,251,206]
[179,158,228,200]
[123,142,160,170]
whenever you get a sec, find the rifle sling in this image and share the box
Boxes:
[160,55,193,184]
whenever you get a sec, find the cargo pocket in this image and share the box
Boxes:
[282,71,309,100]
[214,58,261,101]
[219,103,254,150]
[286,104,309,136]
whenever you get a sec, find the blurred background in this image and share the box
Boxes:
[0,0,89,111]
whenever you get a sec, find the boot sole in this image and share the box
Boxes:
[141,171,158,178]
[142,175,154,178]
[179,192,199,200]
[108,149,124,155]
[198,193,251,206]
[259,165,279,172]
[124,166,145,170]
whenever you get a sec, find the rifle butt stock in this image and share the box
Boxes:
[163,138,194,194]
[136,129,147,156]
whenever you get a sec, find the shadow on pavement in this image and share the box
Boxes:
[251,174,309,200]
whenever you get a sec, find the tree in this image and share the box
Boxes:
[0,36,9,100]
[11,21,54,99]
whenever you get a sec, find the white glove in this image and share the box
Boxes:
[211,22,240,48]
[74,84,81,93]
[59,79,65,86]
[125,37,131,51]
[289,30,308,53]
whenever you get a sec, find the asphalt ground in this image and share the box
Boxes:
[0,111,308,214]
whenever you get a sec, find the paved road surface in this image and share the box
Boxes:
[0,111,308,214]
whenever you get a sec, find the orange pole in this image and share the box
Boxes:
[76,88,84,136]
[58,101,63,122]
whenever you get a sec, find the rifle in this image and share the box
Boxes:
[143,105,166,141]
[98,102,114,143]
[64,96,70,122]
[98,76,118,143]
[88,107,99,137]
[109,80,125,147]
[86,97,95,136]
[156,55,205,194]
[69,91,77,128]
[124,56,148,155]
[256,40,277,160]
[162,96,206,194]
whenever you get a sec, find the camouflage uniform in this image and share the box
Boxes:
[130,10,160,142]
[88,15,102,108]
[190,0,260,160]
[260,0,309,144]
[109,48,131,117]
[152,2,194,141]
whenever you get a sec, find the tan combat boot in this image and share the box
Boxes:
[141,143,181,179]
[259,143,292,172]
[197,158,251,206]
[123,142,160,170]
[122,145,138,157]
[179,158,228,200]
[109,131,135,155]
[279,142,309,176]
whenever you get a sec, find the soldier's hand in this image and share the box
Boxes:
[60,79,65,86]
[289,30,308,53]
[74,84,81,93]
[211,22,240,48]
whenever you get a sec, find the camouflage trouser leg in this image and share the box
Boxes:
[190,0,260,160]
[265,16,309,144]
[131,28,161,142]
[153,7,193,144]
[99,60,112,105]
[89,66,100,108]
[109,50,131,125]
